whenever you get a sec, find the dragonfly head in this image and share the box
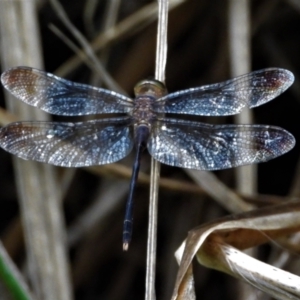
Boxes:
[134,79,167,98]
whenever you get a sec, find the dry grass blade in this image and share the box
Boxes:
[209,244,300,300]
[172,201,300,299]
[83,0,101,37]
[55,0,185,78]
[229,0,256,196]
[68,179,128,246]
[228,11,257,298]
[49,0,123,93]
[0,1,72,300]
[48,23,116,88]
[187,170,253,213]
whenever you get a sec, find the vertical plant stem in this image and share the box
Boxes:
[228,1,256,299]
[155,0,168,81]
[146,0,168,299]
[228,0,256,195]
[0,2,72,300]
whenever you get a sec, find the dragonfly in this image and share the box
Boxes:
[0,66,295,250]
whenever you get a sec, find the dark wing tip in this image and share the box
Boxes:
[1,66,34,89]
[249,68,294,109]
[268,127,296,160]
[272,68,294,90]
[1,68,16,87]
[263,68,294,92]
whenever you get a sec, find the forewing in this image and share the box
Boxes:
[153,68,294,116]
[1,67,133,115]
[148,119,295,170]
[0,117,133,167]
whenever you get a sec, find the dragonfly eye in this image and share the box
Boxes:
[134,79,167,98]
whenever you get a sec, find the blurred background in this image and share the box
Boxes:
[0,0,299,299]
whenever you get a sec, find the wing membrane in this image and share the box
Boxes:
[1,67,133,116]
[148,118,295,170]
[0,117,133,167]
[153,68,294,116]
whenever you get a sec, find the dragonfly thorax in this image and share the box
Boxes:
[132,79,167,128]
[134,79,167,98]
[132,96,157,128]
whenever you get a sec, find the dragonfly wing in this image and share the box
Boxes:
[153,68,294,116]
[148,119,295,170]
[0,117,133,167]
[1,67,133,115]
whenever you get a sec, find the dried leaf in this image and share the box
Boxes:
[173,201,300,299]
